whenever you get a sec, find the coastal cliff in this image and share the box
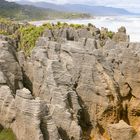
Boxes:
[0,19,140,140]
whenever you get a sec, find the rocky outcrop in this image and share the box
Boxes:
[43,26,100,42]
[0,36,23,93]
[112,26,129,43]
[13,88,60,140]
[0,38,60,140]
[1,25,140,140]
[108,120,139,140]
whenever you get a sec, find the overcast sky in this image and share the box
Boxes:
[7,0,140,13]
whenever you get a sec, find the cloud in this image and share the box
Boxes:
[8,0,94,4]
[7,0,140,6]
[7,0,140,12]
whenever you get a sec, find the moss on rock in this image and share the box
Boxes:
[0,128,16,140]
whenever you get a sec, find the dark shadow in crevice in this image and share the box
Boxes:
[7,40,19,63]
[21,68,33,94]
[58,127,70,140]
[120,105,130,125]
[67,92,73,109]
[77,96,92,129]
[120,83,133,125]
[72,77,92,139]
[40,118,49,140]
[0,124,4,132]
[96,122,105,135]
[120,98,131,124]
[66,30,74,41]
[77,95,93,140]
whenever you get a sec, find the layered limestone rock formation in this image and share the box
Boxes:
[0,25,140,140]
[0,36,60,140]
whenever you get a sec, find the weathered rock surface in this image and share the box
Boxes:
[0,39,60,140]
[1,25,140,140]
[108,120,139,140]
[43,26,100,42]
[112,26,129,43]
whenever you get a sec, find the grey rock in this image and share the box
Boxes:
[113,27,130,43]
[77,28,92,39]
[0,71,6,84]
[0,38,23,93]
[118,26,126,33]
[13,88,60,140]
[0,85,15,127]
[1,25,140,140]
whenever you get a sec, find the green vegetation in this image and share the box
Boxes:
[0,18,20,35]
[70,23,85,29]
[107,31,114,39]
[0,18,115,56]
[18,25,46,54]
[0,30,9,36]
[43,22,85,29]
[0,19,93,55]
[100,29,114,40]
[42,23,53,29]
[17,22,87,55]
[0,18,44,54]
[0,18,43,55]
[0,18,13,25]
[0,0,91,21]
[0,128,16,140]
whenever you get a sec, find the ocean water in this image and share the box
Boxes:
[30,16,140,42]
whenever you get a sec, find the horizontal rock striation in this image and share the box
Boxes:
[0,25,140,140]
[0,37,60,140]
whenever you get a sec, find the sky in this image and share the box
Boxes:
[7,0,140,13]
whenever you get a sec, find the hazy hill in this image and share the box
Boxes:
[17,1,133,16]
[0,0,91,20]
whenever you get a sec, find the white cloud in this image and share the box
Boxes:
[7,0,140,12]
[7,0,94,4]
[7,0,140,6]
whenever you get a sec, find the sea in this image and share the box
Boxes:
[30,16,140,42]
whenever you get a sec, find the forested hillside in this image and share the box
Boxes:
[0,0,91,20]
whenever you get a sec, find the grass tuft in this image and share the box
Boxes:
[0,128,16,140]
